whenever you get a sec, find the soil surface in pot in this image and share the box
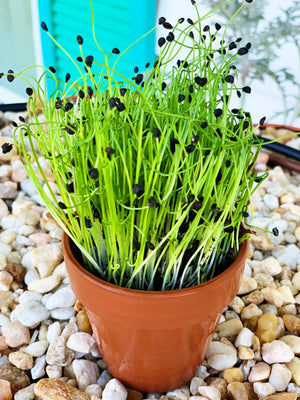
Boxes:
[0,114,299,399]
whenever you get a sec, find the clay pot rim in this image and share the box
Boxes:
[62,231,249,298]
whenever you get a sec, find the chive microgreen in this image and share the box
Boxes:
[11,0,270,291]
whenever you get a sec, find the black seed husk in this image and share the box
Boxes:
[272,227,279,236]
[89,168,99,179]
[7,70,14,82]
[201,122,208,129]
[238,47,248,55]
[77,35,83,45]
[1,143,13,154]
[11,121,18,127]
[242,86,251,94]
[225,75,234,83]
[112,47,120,54]
[41,21,48,31]
[66,182,74,193]
[58,201,67,209]
[161,82,167,90]
[178,17,184,23]
[203,25,210,32]
[166,32,175,42]
[26,87,33,96]
[85,217,92,228]
[158,16,166,25]
[192,135,199,143]
[187,18,194,24]
[49,66,56,73]
[195,76,207,87]
[163,22,173,29]
[133,184,143,197]
[19,116,25,123]
[158,37,166,47]
[259,116,266,126]
[148,197,156,208]
[186,144,195,153]
[215,23,221,30]
[189,31,194,39]
[85,55,94,67]
[214,108,223,118]
[64,102,73,112]
[120,88,127,96]
[116,102,125,112]
[65,73,71,82]
[178,94,185,103]
[153,128,161,138]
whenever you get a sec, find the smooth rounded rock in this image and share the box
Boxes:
[72,359,100,391]
[253,382,276,398]
[67,332,96,354]
[234,327,254,348]
[238,275,258,295]
[262,340,294,364]
[256,314,278,344]
[2,321,30,347]
[287,357,300,385]
[280,335,300,354]
[102,378,127,400]
[223,368,243,384]
[248,362,271,383]
[27,275,61,294]
[11,301,50,327]
[8,351,34,370]
[217,318,243,338]
[269,363,292,391]
[45,286,76,310]
[34,378,90,400]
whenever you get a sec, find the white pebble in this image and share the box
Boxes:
[262,340,294,364]
[67,332,96,353]
[269,363,292,391]
[24,340,49,357]
[234,327,254,348]
[45,286,76,310]
[47,321,61,343]
[72,359,100,391]
[102,378,127,400]
[50,307,75,320]
[31,355,46,380]
[261,256,282,276]
[253,382,276,398]
[11,301,50,328]
[263,194,279,210]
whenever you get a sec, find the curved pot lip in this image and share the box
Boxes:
[259,123,300,132]
[62,231,249,298]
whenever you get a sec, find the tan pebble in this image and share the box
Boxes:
[76,310,93,334]
[278,304,297,317]
[282,314,300,334]
[290,204,300,218]
[292,271,300,289]
[243,316,259,332]
[259,393,297,400]
[198,385,221,400]
[127,388,143,400]
[229,297,245,314]
[256,314,277,344]
[8,351,33,370]
[241,304,263,320]
[0,364,30,394]
[206,378,227,400]
[31,245,63,278]
[261,287,284,307]
[217,318,243,338]
[0,335,8,350]
[276,317,285,339]
[34,378,90,399]
[254,273,276,289]
[248,362,270,382]
[242,290,264,305]
[261,256,282,276]
[3,263,26,283]
[227,382,251,400]
[223,368,244,384]
[280,335,300,354]
[220,337,237,351]
[287,357,300,385]
[238,276,258,295]
[74,301,84,312]
[251,233,274,252]
[0,271,13,291]
[280,193,295,204]
[277,286,296,305]
[0,378,12,400]
[238,346,254,360]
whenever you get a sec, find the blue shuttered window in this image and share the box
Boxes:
[38,0,156,85]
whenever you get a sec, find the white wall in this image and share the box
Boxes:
[156,0,300,126]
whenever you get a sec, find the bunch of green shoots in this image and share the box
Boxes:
[2,0,267,290]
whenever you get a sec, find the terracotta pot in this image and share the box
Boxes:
[62,232,249,393]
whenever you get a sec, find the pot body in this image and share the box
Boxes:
[62,232,249,393]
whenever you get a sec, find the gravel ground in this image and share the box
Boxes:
[0,111,299,399]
